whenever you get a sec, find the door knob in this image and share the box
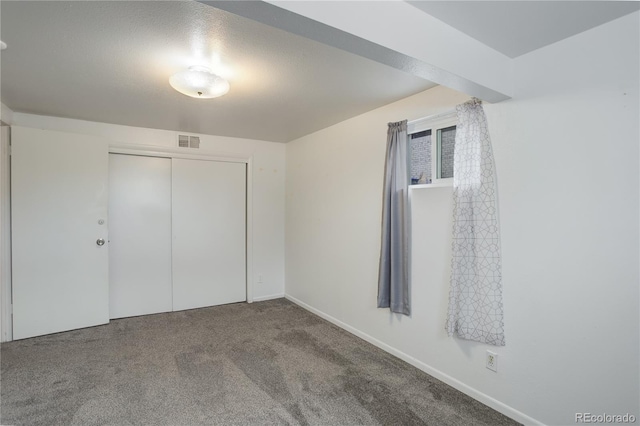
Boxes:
[96,238,105,246]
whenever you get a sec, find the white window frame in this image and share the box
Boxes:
[408,113,457,188]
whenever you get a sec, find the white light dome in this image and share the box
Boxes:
[169,66,229,99]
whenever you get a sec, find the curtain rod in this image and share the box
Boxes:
[407,109,456,125]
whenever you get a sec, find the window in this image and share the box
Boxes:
[410,130,431,184]
[408,114,457,186]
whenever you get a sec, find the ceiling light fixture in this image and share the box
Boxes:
[169,66,229,99]
[0,41,7,51]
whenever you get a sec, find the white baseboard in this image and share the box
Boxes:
[252,293,285,303]
[285,294,543,426]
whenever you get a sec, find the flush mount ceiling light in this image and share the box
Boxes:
[0,41,7,51]
[169,66,229,99]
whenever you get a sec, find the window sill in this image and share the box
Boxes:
[409,180,453,190]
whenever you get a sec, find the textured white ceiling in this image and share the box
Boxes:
[0,1,436,143]
[409,1,640,58]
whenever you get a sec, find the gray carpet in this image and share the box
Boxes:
[1,298,518,426]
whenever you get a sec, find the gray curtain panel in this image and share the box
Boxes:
[446,98,505,346]
[377,120,410,316]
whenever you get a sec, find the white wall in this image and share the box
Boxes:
[12,113,286,302]
[1,103,13,125]
[285,12,639,426]
[485,11,639,423]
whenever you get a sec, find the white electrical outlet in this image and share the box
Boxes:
[486,351,498,372]
[257,274,263,284]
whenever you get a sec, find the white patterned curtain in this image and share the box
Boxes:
[446,98,505,346]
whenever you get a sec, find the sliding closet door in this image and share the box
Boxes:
[172,159,246,311]
[108,154,172,319]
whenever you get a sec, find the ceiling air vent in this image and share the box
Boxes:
[177,135,200,149]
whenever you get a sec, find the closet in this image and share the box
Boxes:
[11,127,247,340]
[109,154,247,319]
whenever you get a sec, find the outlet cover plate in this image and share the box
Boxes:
[486,350,498,372]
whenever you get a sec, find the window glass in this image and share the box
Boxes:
[438,126,456,179]
[410,130,431,184]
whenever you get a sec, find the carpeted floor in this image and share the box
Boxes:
[1,298,518,426]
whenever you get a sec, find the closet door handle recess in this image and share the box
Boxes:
[96,238,105,246]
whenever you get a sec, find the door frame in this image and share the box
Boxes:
[109,143,255,305]
[0,125,12,342]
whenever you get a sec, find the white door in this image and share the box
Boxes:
[11,126,109,340]
[108,154,172,319]
[172,158,246,311]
